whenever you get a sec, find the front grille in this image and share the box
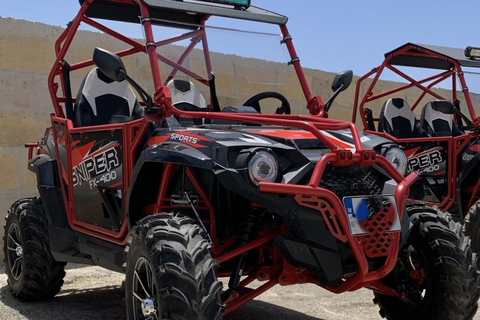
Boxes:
[318,167,397,259]
[319,167,383,199]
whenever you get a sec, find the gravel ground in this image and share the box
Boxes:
[0,262,479,320]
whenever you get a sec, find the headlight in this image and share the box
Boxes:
[385,146,407,176]
[248,151,279,186]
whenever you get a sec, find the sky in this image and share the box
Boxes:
[1,0,479,77]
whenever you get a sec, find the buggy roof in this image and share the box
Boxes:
[385,43,480,70]
[79,0,288,28]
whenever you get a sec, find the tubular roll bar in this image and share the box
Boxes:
[48,0,364,153]
[352,43,479,129]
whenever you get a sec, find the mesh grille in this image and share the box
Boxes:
[319,167,383,199]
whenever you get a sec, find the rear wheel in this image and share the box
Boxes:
[3,198,66,301]
[125,212,223,320]
[374,207,479,320]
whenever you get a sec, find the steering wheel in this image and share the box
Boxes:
[243,91,291,114]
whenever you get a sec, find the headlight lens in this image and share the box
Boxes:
[248,151,279,186]
[385,146,407,176]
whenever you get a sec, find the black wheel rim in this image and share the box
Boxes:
[6,222,23,280]
[132,257,159,320]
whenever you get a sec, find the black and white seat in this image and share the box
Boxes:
[420,101,463,136]
[378,98,422,139]
[74,68,144,127]
[167,79,208,125]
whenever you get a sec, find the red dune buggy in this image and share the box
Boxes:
[353,43,480,257]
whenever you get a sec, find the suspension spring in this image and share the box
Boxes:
[228,207,263,289]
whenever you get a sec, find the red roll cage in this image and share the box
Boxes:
[352,43,480,213]
[353,42,480,129]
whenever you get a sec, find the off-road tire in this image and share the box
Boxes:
[125,212,223,320]
[374,206,479,320]
[463,199,480,257]
[3,198,66,301]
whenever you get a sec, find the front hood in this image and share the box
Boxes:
[144,126,398,192]
[248,128,393,151]
[148,128,292,151]
[147,127,394,158]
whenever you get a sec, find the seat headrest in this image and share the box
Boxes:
[80,68,138,116]
[167,79,207,109]
[420,101,462,136]
[73,68,143,127]
[382,98,416,132]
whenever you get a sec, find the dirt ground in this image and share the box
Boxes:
[1,192,480,319]
[0,262,402,320]
[1,262,480,320]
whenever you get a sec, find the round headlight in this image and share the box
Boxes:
[385,146,407,176]
[248,151,279,186]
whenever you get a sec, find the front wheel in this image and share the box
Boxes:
[3,198,66,301]
[125,212,223,320]
[374,207,479,320]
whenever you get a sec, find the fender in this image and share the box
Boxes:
[126,142,214,228]
[27,153,79,260]
[28,153,59,187]
[145,141,213,169]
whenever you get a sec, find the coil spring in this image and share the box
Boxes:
[237,207,262,244]
[228,207,263,289]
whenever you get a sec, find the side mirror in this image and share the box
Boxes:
[331,70,353,92]
[92,47,154,110]
[432,100,455,114]
[93,47,127,82]
[323,70,354,114]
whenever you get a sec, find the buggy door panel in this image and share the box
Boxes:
[405,139,452,205]
[52,116,128,240]
[70,129,124,230]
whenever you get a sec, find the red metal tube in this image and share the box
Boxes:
[259,154,416,293]
[216,233,277,264]
[186,167,217,244]
[223,278,278,316]
[139,1,163,92]
[279,24,315,106]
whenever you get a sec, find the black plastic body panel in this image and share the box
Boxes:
[31,156,126,272]
[275,235,343,285]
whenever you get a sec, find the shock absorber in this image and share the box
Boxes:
[228,206,263,289]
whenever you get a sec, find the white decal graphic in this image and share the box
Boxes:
[73,147,120,187]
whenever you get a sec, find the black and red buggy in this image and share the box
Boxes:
[353,43,480,257]
[3,2,479,320]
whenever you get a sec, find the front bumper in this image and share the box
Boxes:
[260,152,418,293]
